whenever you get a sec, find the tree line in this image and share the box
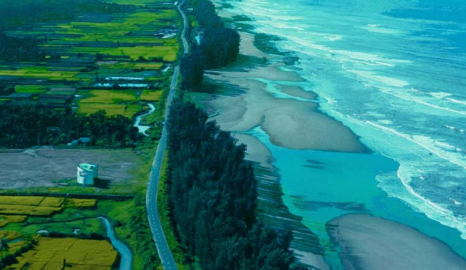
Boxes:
[0,104,138,148]
[0,0,121,30]
[166,101,306,270]
[180,0,240,89]
[0,33,45,62]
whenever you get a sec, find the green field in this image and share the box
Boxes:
[0,197,143,269]
[0,0,180,119]
[141,90,163,101]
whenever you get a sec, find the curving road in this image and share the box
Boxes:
[146,1,189,270]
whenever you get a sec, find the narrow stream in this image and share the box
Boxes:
[98,217,133,270]
[133,103,156,136]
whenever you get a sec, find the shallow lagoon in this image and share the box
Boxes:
[247,126,466,268]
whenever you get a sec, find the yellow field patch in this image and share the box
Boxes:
[0,205,62,216]
[7,238,117,270]
[78,90,142,117]
[40,197,65,207]
[0,230,22,241]
[79,90,137,104]
[0,196,64,216]
[0,196,44,206]
[78,103,141,118]
[0,67,78,81]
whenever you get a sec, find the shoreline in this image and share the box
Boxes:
[201,1,466,270]
[195,2,364,268]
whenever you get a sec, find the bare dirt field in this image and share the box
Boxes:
[0,147,150,190]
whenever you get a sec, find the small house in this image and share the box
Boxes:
[77,163,99,185]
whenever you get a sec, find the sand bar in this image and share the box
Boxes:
[328,214,466,270]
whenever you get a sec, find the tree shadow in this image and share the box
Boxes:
[93,178,111,189]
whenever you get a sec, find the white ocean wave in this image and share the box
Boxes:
[429,92,453,99]
[365,121,466,170]
[447,97,466,106]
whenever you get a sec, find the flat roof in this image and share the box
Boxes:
[78,163,97,171]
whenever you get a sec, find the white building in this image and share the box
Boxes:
[77,163,99,185]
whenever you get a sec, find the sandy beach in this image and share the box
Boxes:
[204,31,367,152]
[328,214,466,270]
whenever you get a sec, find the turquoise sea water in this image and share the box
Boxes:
[250,127,466,268]
[224,0,466,268]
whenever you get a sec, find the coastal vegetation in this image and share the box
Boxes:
[166,101,304,270]
[180,0,240,89]
[158,152,190,269]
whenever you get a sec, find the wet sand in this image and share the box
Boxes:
[278,85,317,100]
[233,133,274,169]
[328,214,466,270]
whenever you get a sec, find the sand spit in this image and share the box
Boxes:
[239,32,269,59]
[206,69,365,152]
[278,85,317,100]
[328,214,466,270]
[233,133,274,169]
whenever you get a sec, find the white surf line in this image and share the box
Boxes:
[396,166,466,240]
[372,87,466,116]
[447,97,466,106]
[365,120,466,170]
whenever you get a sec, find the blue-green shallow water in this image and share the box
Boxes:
[217,0,466,267]
[247,127,466,269]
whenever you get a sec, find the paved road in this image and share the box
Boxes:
[146,1,188,270]
[177,0,190,54]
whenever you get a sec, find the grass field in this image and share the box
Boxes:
[0,215,27,227]
[141,90,163,101]
[65,198,97,208]
[14,85,48,94]
[0,66,80,81]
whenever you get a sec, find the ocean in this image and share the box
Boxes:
[223,0,466,268]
